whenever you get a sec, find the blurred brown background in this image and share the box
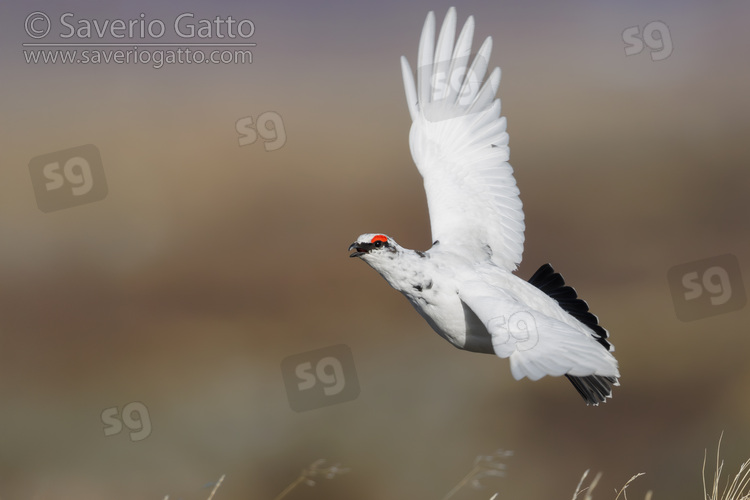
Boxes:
[0,0,749,498]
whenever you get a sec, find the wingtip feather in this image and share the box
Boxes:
[417,11,436,107]
[401,56,418,121]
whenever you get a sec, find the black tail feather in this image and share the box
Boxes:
[528,263,618,405]
[565,375,618,406]
[527,263,612,351]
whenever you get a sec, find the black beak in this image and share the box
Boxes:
[348,242,371,258]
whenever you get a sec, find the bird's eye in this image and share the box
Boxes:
[374,240,382,248]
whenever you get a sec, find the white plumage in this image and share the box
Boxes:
[401,9,523,271]
[349,8,619,405]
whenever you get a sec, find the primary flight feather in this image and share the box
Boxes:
[349,7,619,405]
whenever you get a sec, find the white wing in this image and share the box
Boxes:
[458,280,620,381]
[401,7,525,270]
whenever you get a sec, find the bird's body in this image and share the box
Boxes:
[349,8,620,405]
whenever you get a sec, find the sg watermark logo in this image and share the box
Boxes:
[623,21,673,61]
[101,401,152,442]
[236,111,286,151]
[418,53,487,122]
[281,344,360,412]
[667,254,746,321]
[28,144,107,212]
[490,312,539,357]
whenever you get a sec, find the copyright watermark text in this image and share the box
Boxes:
[23,11,256,69]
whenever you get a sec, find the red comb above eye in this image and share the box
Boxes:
[371,234,388,243]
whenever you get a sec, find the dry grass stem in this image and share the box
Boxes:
[272,459,349,500]
[442,449,513,500]
[206,474,226,500]
[703,433,750,500]
[572,470,651,500]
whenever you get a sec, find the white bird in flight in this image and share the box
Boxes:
[349,7,619,405]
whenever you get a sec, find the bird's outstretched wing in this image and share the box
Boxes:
[401,7,525,270]
[457,280,620,383]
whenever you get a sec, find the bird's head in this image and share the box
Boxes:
[348,233,400,266]
[349,233,426,290]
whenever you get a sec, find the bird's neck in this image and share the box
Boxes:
[369,249,428,292]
